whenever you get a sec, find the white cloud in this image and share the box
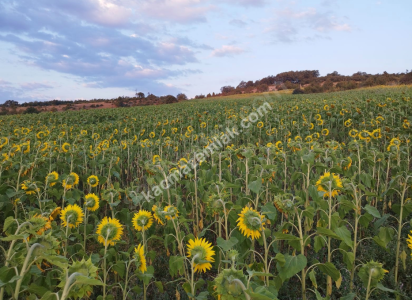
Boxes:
[137,0,216,23]
[211,45,244,57]
[266,7,352,43]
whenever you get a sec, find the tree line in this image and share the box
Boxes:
[194,69,412,98]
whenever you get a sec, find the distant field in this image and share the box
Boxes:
[1,86,412,300]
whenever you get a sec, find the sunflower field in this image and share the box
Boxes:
[1,86,412,300]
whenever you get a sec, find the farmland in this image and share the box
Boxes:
[1,86,412,300]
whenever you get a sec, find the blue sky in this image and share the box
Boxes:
[0,0,411,103]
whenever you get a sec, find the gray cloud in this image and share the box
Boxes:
[0,0,208,99]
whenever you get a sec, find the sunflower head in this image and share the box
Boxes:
[371,129,382,139]
[46,171,59,187]
[321,128,329,136]
[349,129,358,138]
[134,244,147,273]
[49,207,61,221]
[187,238,215,273]
[214,268,248,299]
[164,205,179,220]
[359,130,370,140]
[152,205,165,225]
[87,175,99,187]
[132,210,154,231]
[58,258,99,299]
[96,217,123,246]
[85,193,100,211]
[21,180,40,195]
[344,119,352,127]
[406,230,412,250]
[236,207,265,240]
[62,172,79,190]
[358,261,388,288]
[315,172,343,198]
[62,142,70,153]
[29,214,51,238]
[273,194,295,216]
[61,204,84,228]
[342,157,352,171]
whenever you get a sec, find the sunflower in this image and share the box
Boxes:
[32,214,52,235]
[85,193,100,211]
[134,244,147,273]
[96,217,124,246]
[294,135,302,142]
[49,207,61,221]
[257,122,264,128]
[316,119,324,126]
[132,210,154,231]
[305,135,313,143]
[403,120,410,129]
[21,180,40,195]
[358,130,370,140]
[164,205,179,220]
[315,172,342,198]
[1,153,9,163]
[62,142,70,153]
[152,205,165,225]
[62,172,79,190]
[187,238,215,273]
[349,129,358,138]
[387,143,399,152]
[315,114,321,120]
[61,204,84,228]
[309,123,314,130]
[81,130,87,136]
[178,158,188,169]
[275,141,283,150]
[200,122,206,128]
[358,261,389,288]
[390,137,401,146]
[407,230,412,251]
[342,157,352,171]
[46,171,59,187]
[321,128,329,136]
[0,137,9,149]
[27,214,52,241]
[344,119,352,127]
[149,132,155,138]
[152,154,161,164]
[214,268,247,299]
[371,128,382,139]
[87,175,99,188]
[237,207,265,240]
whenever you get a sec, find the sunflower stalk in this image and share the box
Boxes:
[102,230,111,300]
[394,175,410,286]
[14,243,44,300]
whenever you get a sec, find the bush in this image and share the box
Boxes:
[164,95,178,104]
[23,107,40,114]
[292,88,305,94]
[400,72,412,84]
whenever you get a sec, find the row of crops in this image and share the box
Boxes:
[1,86,412,299]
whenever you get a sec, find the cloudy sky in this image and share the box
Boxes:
[0,0,411,102]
